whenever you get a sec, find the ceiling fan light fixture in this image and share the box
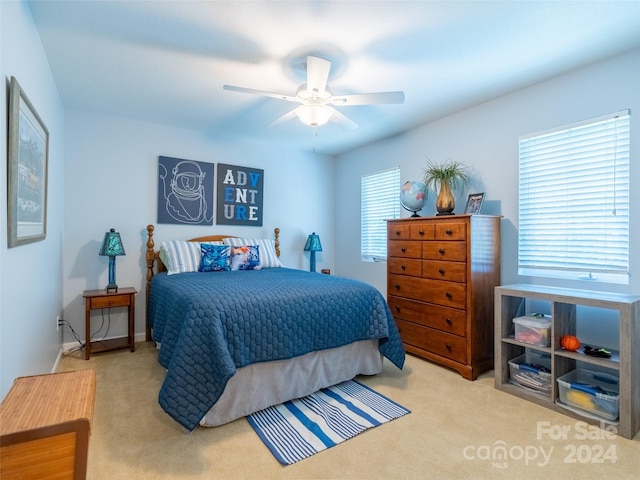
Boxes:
[295,104,333,127]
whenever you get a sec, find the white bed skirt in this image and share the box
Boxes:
[200,339,382,427]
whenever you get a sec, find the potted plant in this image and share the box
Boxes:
[422,158,471,215]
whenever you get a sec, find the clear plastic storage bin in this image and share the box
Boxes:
[513,314,551,347]
[508,351,552,394]
[557,369,619,421]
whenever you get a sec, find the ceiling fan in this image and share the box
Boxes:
[223,56,404,130]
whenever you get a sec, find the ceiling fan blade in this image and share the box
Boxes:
[330,91,405,106]
[223,84,297,102]
[329,108,359,130]
[306,56,331,95]
[265,108,297,127]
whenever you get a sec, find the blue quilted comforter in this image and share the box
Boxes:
[149,268,405,431]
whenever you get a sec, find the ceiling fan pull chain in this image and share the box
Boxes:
[312,127,318,153]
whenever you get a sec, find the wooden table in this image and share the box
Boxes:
[0,370,96,480]
[83,287,136,359]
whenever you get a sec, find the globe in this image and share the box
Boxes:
[400,181,427,216]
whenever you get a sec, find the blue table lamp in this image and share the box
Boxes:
[99,228,126,293]
[304,232,322,272]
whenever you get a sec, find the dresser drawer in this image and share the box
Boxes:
[423,241,466,261]
[388,257,422,276]
[435,222,467,241]
[388,275,467,309]
[89,294,131,309]
[388,295,466,336]
[388,241,422,258]
[388,223,411,240]
[422,260,466,283]
[388,222,435,240]
[396,319,467,363]
[410,223,434,240]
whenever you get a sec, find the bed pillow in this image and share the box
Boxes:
[198,244,231,272]
[229,245,261,271]
[159,241,203,275]
[222,237,282,268]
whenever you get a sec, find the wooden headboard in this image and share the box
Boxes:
[144,224,280,340]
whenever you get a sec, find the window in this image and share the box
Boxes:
[518,110,630,284]
[361,167,400,261]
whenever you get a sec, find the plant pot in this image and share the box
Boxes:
[436,179,455,215]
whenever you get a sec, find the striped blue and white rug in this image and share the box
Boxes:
[247,380,410,465]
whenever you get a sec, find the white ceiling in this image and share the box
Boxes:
[28,1,640,156]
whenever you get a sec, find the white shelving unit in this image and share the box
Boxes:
[494,284,640,440]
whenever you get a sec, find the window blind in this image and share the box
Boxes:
[518,110,630,284]
[361,167,400,261]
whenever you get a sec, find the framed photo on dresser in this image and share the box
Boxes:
[464,192,485,215]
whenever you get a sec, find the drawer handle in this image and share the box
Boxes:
[445,318,452,326]
[439,248,445,255]
[401,247,406,253]
[445,292,453,299]
[401,264,406,270]
[438,268,445,275]
[445,343,452,350]
[445,229,453,236]
[418,229,424,236]
[395,230,401,236]
[395,284,401,291]
[395,305,401,312]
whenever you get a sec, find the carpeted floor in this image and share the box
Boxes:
[57,342,639,479]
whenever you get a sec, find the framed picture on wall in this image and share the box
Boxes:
[464,192,485,215]
[7,77,49,247]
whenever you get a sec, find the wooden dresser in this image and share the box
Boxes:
[387,215,501,380]
[0,370,96,480]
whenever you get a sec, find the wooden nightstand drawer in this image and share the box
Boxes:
[435,222,467,241]
[396,319,467,363]
[388,295,466,336]
[388,241,422,258]
[423,241,466,261]
[387,257,422,276]
[89,294,131,309]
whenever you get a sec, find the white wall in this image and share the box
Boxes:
[336,49,640,297]
[0,0,66,399]
[62,111,336,343]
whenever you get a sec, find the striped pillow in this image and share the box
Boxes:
[159,240,221,275]
[222,237,282,268]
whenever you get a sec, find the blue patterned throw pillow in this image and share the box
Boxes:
[198,244,231,272]
[229,245,261,271]
[222,237,282,268]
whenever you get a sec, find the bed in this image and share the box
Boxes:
[145,224,405,431]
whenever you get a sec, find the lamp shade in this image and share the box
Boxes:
[99,228,125,293]
[295,104,333,127]
[304,232,322,252]
[99,228,126,256]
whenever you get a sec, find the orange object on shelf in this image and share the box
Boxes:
[561,335,581,351]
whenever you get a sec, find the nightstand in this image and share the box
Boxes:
[83,287,136,360]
